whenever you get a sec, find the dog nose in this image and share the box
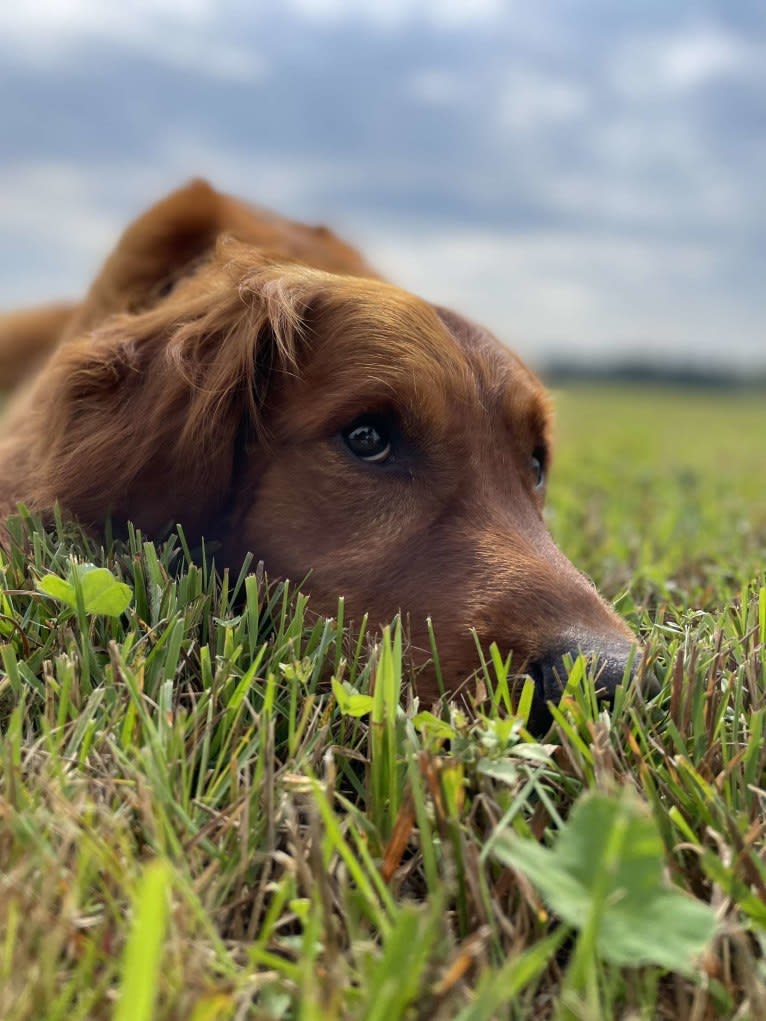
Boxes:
[525,634,657,733]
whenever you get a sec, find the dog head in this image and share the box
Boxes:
[19,183,646,723]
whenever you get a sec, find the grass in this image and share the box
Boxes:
[0,383,765,1020]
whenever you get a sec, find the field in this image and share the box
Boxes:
[0,384,764,1020]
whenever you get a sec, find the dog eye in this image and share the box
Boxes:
[531,447,547,489]
[343,417,392,463]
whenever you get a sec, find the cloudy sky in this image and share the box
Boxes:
[1,0,764,370]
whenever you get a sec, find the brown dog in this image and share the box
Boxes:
[0,179,646,723]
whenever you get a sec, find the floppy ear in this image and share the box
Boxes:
[24,242,321,539]
[62,178,227,341]
[61,177,377,345]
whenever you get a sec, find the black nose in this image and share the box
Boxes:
[526,635,657,733]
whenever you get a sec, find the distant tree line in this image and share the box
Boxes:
[541,359,766,389]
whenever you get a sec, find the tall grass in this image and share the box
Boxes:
[0,385,764,1019]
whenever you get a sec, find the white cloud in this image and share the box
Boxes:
[285,0,507,27]
[0,0,211,35]
[498,69,588,130]
[611,24,762,98]
[544,149,753,234]
[0,163,123,303]
[407,69,466,106]
[660,27,750,90]
[0,1,266,81]
[0,8,763,369]
[0,164,117,246]
[364,225,755,368]
[143,135,372,221]
[0,0,509,37]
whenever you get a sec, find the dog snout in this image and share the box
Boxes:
[525,633,657,732]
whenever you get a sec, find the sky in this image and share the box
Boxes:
[1,0,765,371]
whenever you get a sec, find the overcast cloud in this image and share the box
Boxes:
[1,0,764,369]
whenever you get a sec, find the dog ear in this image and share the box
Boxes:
[24,242,322,539]
[62,179,228,341]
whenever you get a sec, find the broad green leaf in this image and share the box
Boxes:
[477,759,521,784]
[37,574,76,606]
[491,790,716,974]
[79,566,133,615]
[332,677,374,717]
[412,710,456,740]
[37,563,132,616]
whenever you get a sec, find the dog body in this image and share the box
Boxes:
[0,180,640,713]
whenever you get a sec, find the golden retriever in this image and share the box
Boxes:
[0,179,648,724]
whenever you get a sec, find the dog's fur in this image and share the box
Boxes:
[0,179,642,716]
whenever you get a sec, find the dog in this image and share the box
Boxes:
[0,179,649,724]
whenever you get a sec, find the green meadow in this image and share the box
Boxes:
[0,384,764,1020]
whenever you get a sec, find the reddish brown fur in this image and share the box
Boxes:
[0,302,77,388]
[0,179,638,709]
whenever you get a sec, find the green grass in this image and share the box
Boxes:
[1,384,765,1020]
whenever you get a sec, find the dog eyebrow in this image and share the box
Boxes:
[502,384,552,454]
[300,289,480,404]
[436,304,553,448]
